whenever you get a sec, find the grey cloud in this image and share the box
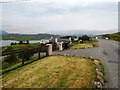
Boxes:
[2,2,117,17]
[2,1,118,34]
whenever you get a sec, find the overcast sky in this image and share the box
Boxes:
[1,0,119,34]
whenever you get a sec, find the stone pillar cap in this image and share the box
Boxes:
[46,44,52,46]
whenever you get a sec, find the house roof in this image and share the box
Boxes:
[58,39,70,43]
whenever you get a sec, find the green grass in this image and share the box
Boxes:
[69,40,98,49]
[70,43,93,49]
[2,43,39,52]
[2,56,97,88]
[102,32,120,41]
[2,53,39,74]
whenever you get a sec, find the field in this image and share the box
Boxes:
[2,55,97,88]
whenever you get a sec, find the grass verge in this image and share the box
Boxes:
[70,43,93,49]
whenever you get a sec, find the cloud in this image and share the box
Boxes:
[1,0,118,34]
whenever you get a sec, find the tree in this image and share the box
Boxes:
[62,43,69,49]
[4,54,17,63]
[78,36,82,40]
[10,42,14,45]
[19,41,23,44]
[18,47,35,65]
[26,40,30,44]
[81,35,90,41]
[14,42,17,45]
[4,46,18,63]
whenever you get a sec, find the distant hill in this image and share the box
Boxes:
[0,31,9,35]
[102,32,120,41]
[37,33,60,39]
[2,33,60,41]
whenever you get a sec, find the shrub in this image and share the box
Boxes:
[4,46,18,63]
[62,43,69,49]
[81,35,91,41]
[4,46,14,52]
[18,47,35,61]
[52,43,59,51]
[26,40,30,44]
[4,54,18,63]
[19,41,23,44]
[10,42,14,45]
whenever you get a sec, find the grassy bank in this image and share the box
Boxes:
[70,43,93,49]
[2,55,98,88]
[69,40,98,49]
[102,32,120,41]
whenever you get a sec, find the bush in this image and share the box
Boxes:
[18,47,35,61]
[19,41,23,44]
[10,42,14,45]
[4,54,18,63]
[52,43,59,51]
[4,46,18,63]
[10,42,17,45]
[26,40,30,44]
[62,43,69,49]
[81,35,91,41]
[4,46,14,52]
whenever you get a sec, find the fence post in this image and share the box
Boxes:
[38,51,40,59]
[22,53,24,65]
[46,44,52,56]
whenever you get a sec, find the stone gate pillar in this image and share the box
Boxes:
[46,44,52,56]
[59,42,63,51]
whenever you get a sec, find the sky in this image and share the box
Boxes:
[0,0,119,34]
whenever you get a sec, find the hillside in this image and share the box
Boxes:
[0,31,9,35]
[102,32,120,41]
[2,33,60,41]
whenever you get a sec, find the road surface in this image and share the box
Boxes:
[53,39,119,88]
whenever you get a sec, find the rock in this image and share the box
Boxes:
[94,60,101,65]
[94,81,103,88]
[97,71,104,77]
[96,68,99,71]
[67,53,70,56]
[96,81,103,88]
[64,53,67,56]
[96,65,102,72]
[82,56,85,58]
[89,56,94,60]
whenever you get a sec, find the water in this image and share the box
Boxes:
[0,39,49,46]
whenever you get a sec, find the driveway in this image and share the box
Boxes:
[53,39,119,88]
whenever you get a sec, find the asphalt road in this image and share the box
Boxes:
[53,39,119,88]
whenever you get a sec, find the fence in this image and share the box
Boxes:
[1,44,52,74]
